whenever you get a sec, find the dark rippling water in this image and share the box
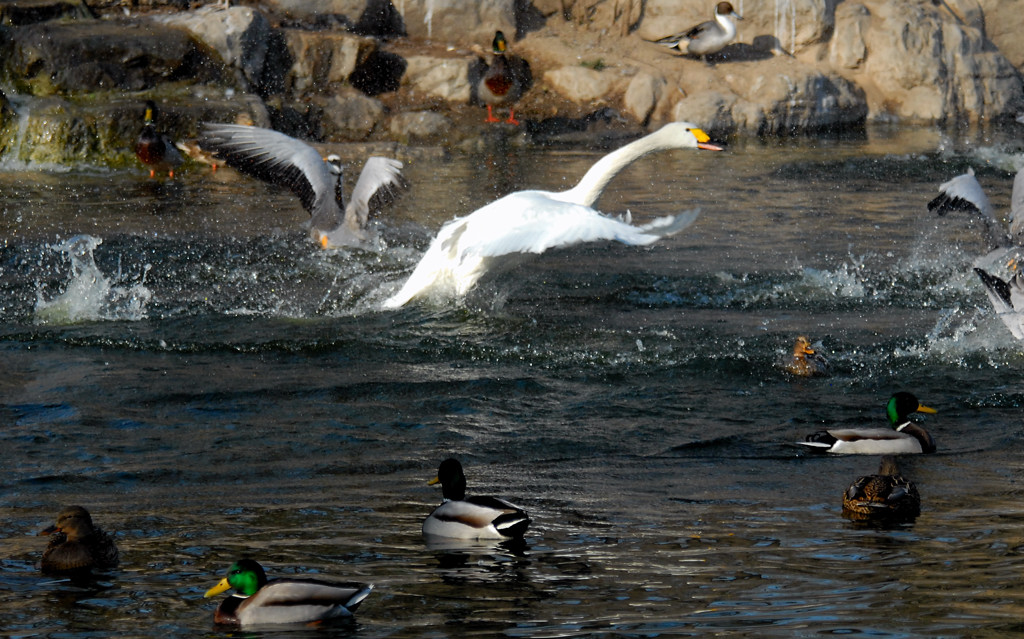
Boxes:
[3,125,1024,638]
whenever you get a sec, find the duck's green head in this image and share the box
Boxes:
[429,458,467,501]
[204,559,268,598]
[886,392,936,427]
[492,31,507,55]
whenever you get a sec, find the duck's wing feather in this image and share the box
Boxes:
[347,157,407,229]
[650,19,713,46]
[200,124,334,217]
[928,169,992,217]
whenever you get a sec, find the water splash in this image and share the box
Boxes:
[34,235,152,324]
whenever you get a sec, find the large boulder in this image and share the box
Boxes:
[155,5,272,90]
[396,0,514,44]
[3,19,226,95]
[282,29,377,96]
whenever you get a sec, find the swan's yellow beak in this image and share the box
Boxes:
[204,577,233,598]
[691,128,723,151]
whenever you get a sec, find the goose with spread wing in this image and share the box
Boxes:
[382,121,721,308]
[928,166,1024,250]
[200,123,406,249]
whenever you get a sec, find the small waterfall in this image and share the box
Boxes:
[0,89,34,170]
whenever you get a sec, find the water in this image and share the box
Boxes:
[2,125,1024,637]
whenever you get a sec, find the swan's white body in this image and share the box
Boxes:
[383,121,718,308]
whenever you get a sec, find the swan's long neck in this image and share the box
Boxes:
[559,130,677,207]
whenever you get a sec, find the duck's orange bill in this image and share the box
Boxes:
[916,403,937,414]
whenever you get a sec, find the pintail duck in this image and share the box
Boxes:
[647,1,742,60]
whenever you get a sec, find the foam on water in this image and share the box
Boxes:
[33,235,152,324]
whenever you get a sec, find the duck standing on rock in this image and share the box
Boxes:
[842,456,921,522]
[647,1,742,61]
[135,100,184,178]
[797,392,937,455]
[423,458,531,541]
[199,123,407,249]
[204,559,373,626]
[477,30,530,125]
[38,505,119,574]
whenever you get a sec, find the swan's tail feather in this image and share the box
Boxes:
[639,208,700,237]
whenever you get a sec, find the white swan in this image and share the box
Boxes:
[200,123,406,249]
[928,166,1024,250]
[382,121,721,308]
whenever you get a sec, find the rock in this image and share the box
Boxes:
[283,29,377,95]
[828,3,869,70]
[979,0,1024,68]
[851,0,1023,122]
[395,0,514,43]
[623,72,665,124]
[155,6,272,90]
[0,93,267,166]
[389,110,451,142]
[544,66,615,104]
[315,88,385,140]
[552,0,642,35]
[0,0,93,25]
[402,55,472,103]
[4,19,225,95]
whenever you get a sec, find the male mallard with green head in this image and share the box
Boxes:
[798,392,937,454]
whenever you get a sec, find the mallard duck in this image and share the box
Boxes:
[646,1,742,60]
[842,456,921,522]
[135,100,184,178]
[423,458,530,540]
[785,335,829,377]
[38,505,119,574]
[204,559,373,626]
[199,123,406,249]
[382,121,721,308]
[928,166,1024,250]
[798,392,937,454]
[478,31,528,125]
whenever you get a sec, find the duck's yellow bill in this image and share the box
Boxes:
[917,403,937,414]
[427,476,440,486]
[204,577,233,598]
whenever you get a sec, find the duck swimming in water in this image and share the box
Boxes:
[135,100,184,178]
[647,1,742,60]
[382,121,721,308]
[199,123,406,249]
[38,505,119,574]
[798,392,937,455]
[423,458,531,541]
[784,335,829,377]
[842,456,921,522]
[204,559,373,626]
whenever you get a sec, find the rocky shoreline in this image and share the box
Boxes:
[1,0,1022,168]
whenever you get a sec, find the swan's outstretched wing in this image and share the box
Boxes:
[928,169,992,218]
[346,157,407,230]
[974,267,1024,339]
[200,123,339,225]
